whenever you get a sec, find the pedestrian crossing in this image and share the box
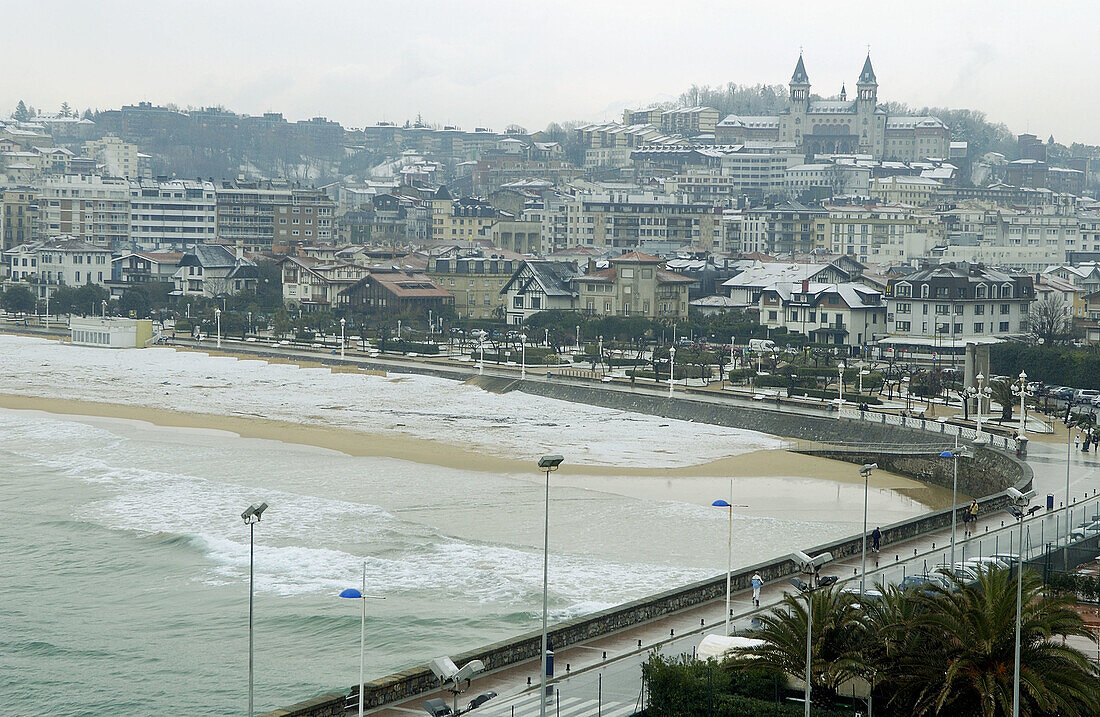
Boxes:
[468,690,638,717]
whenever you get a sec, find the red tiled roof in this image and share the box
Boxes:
[370,272,453,299]
[610,251,663,264]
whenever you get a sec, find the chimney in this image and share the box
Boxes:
[801,279,809,293]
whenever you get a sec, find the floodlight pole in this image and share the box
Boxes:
[860,463,875,597]
[951,438,958,567]
[1013,513,1024,717]
[538,457,563,717]
[804,592,812,717]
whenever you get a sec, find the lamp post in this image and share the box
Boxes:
[837,361,846,419]
[668,345,676,397]
[1016,370,1027,438]
[597,335,603,376]
[537,455,564,717]
[339,562,385,717]
[712,485,749,635]
[241,502,269,717]
[940,442,963,568]
[1005,488,1035,717]
[340,318,346,359]
[215,308,222,349]
[974,373,987,439]
[478,332,485,376]
[859,368,870,395]
[44,290,50,329]
[101,299,107,318]
[575,325,579,352]
[520,333,527,380]
[859,463,877,597]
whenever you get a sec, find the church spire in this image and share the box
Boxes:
[858,54,877,85]
[791,53,810,85]
[840,83,847,101]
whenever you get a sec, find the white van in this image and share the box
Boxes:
[748,339,776,352]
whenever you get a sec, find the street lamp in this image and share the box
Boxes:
[215,308,222,349]
[575,325,579,351]
[1005,487,1038,717]
[969,373,991,439]
[537,455,564,717]
[597,335,604,376]
[858,463,877,597]
[340,317,346,359]
[339,562,385,717]
[859,368,870,395]
[478,331,485,376]
[520,333,527,380]
[940,443,969,568]
[1014,370,1028,438]
[101,299,107,318]
[787,550,833,717]
[241,501,269,717]
[668,345,676,397]
[712,485,749,636]
[836,361,846,419]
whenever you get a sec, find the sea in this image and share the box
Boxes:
[0,335,944,715]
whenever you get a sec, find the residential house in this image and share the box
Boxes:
[339,269,454,316]
[574,251,692,319]
[278,255,370,310]
[500,260,580,325]
[171,244,258,298]
[758,280,886,348]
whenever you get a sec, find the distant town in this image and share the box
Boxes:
[2,53,1099,359]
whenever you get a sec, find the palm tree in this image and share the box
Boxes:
[734,586,864,704]
[898,567,1100,716]
[990,379,1015,423]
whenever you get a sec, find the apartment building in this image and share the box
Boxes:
[38,174,131,247]
[83,135,147,178]
[129,179,217,249]
[623,106,719,137]
[215,181,292,253]
[884,263,1034,347]
[758,280,886,348]
[108,250,183,297]
[424,251,519,320]
[430,189,501,243]
[817,204,940,263]
[1,186,38,250]
[574,252,691,319]
[869,176,942,206]
[273,189,335,250]
[5,236,114,299]
[562,190,714,250]
[740,201,827,255]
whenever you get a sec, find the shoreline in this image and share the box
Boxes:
[0,392,932,490]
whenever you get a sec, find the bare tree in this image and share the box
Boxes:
[1029,294,1072,345]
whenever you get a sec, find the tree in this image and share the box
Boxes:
[1,285,35,313]
[989,378,1015,422]
[119,287,151,318]
[895,568,1100,716]
[736,586,864,703]
[60,102,72,117]
[13,100,28,121]
[1029,295,1073,346]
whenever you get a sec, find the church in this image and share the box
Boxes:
[715,55,950,162]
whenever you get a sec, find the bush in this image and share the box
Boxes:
[728,368,757,382]
[786,387,883,405]
[385,340,441,355]
[175,320,193,333]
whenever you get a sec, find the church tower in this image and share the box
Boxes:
[789,54,811,109]
[856,54,877,104]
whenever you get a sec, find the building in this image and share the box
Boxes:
[740,201,827,255]
[171,244,258,298]
[869,176,942,205]
[109,250,183,297]
[500,260,580,325]
[818,203,940,263]
[215,181,293,253]
[491,218,542,255]
[758,280,886,348]
[70,317,154,348]
[83,135,146,178]
[884,263,1035,351]
[5,236,114,300]
[714,55,949,161]
[424,251,519,320]
[622,106,719,137]
[339,269,453,316]
[278,255,370,311]
[273,189,335,250]
[562,189,714,250]
[129,179,217,248]
[574,251,692,319]
[721,260,852,308]
[38,174,131,247]
[1,186,38,249]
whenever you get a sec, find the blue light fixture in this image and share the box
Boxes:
[940,450,954,458]
[339,588,363,599]
[712,499,731,507]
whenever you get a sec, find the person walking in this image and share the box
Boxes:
[750,572,763,607]
[965,499,979,537]
[1075,432,1081,451]
[871,526,881,552]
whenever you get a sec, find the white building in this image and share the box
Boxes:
[70,316,154,348]
[721,261,851,308]
[129,179,217,249]
[500,260,580,325]
[5,236,113,299]
[172,244,258,298]
[758,281,886,348]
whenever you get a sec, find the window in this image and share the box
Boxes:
[604,301,612,312]
[531,296,541,310]
[896,321,911,331]
[620,267,634,278]
[513,296,524,309]
[896,302,911,314]
[935,304,949,315]
[999,322,1009,332]
[974,323,984,333]
[974,305,985,315]
[954,323,963,334]
[768,310,778,320]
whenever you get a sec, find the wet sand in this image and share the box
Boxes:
[0,393,940,500]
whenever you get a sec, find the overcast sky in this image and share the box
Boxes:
[5,1,1097,144]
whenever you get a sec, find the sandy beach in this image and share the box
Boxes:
[0,392,952,509]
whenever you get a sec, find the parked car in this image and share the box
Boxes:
[963,556,1011,573]
[841,586,885,607]
[900,573,952,595]
[944,564,980,585]
[1074,389,1100,404]
[1070,521,1100,541]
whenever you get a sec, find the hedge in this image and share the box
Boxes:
[383,340,441,355]
[786,387,883,404]
[991,344,1100,391]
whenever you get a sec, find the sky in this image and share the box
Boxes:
[4,1,1098,144]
